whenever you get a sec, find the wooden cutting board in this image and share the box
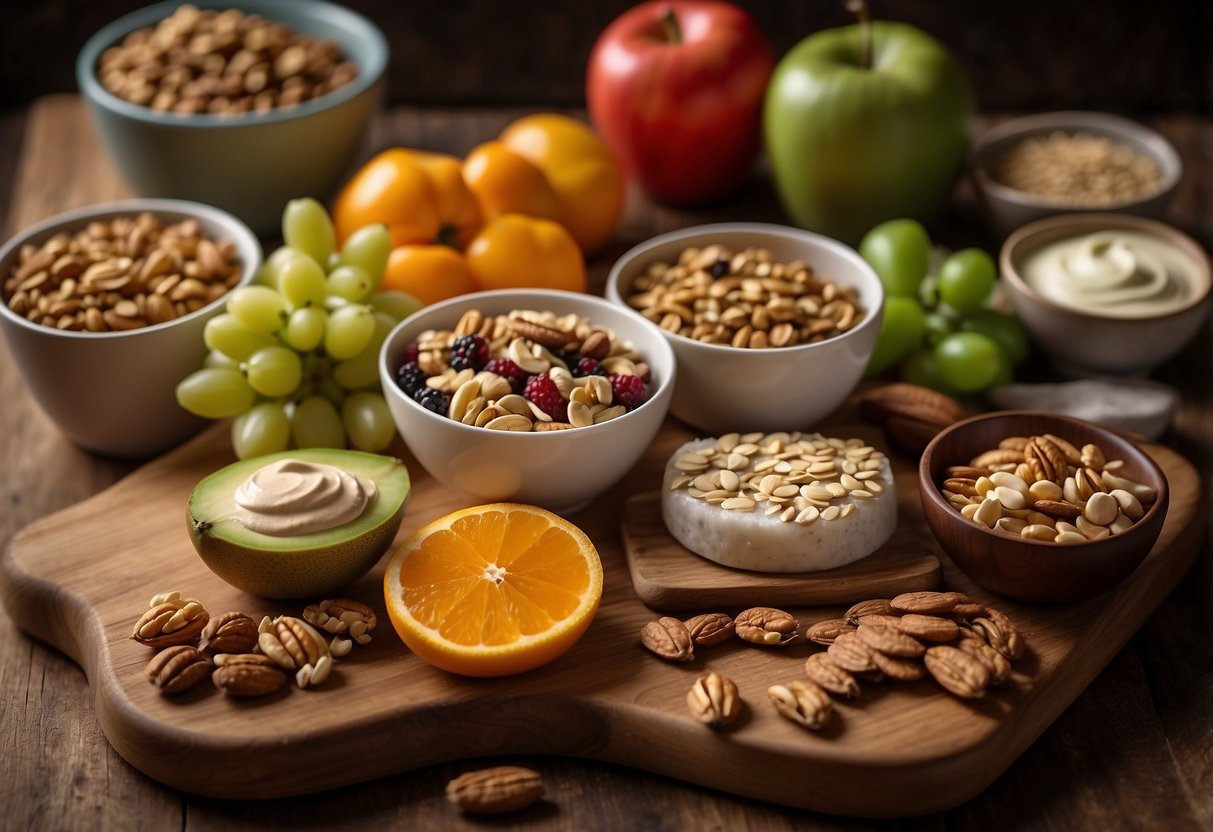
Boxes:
[0,418,1201,817]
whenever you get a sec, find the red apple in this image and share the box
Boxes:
[587,1,775,205]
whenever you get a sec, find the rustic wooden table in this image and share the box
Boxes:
[1,97,1210,831]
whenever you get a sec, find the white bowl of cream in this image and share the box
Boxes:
[1002,214,1212,375]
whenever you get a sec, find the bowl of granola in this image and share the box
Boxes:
[379,289,675,514]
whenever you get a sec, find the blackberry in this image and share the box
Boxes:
[483,358,529,393]
[709,257,730,279]
[394,360,427,395]
[573,356,606,377]
[412,386,448,417]
[610,373,647,410]
[450,334,490,371]
[524,373,567,421]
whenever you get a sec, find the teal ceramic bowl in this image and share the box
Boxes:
[77,0,388,232]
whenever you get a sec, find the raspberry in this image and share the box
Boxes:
[394,360,427,395]
[610,373,647,410]
[450,334,490,371]
[573,356,605,377]
[412,386,448,416]
[524,373,567,421]
[483,358,529,393]
[401,341,420,364]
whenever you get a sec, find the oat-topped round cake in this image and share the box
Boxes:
[662,431,898,573]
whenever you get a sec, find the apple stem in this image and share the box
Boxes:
[660,6,683,44]
[846,0,872,70]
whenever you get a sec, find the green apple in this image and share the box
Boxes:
[763,12,973,244]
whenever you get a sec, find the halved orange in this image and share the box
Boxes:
[383,503,604,677]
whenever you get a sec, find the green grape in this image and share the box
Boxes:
[369,290,423,322]
[231,402,291,459]
[278,254,329,310]
[918,273,940,309]
[937,248,998,314]
[292,395,346,448]
[960,309,1030,366]
[282,197,336,268]
[899,348,960,397]
[245,345,304,397]
[342,392,396,452]
[338,224,392,286]
[176,367,256,419]
[203,349,239,369]
[334,312,396,390]
[865,296,926,377]
[226,285,287,335]
[326,265,374,302]
[859,219,931,297]
[324,304,375,359]
[283,306,328,352]
[204,313,275,361]
[933,332,1006,393]
[257,245,308,289]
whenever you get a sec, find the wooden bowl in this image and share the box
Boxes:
[918,411,1169,603]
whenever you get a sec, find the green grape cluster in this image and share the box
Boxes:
[860,219,1029,395]
[176,198,423,459]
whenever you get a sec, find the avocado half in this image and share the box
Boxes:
[187,448,410,599]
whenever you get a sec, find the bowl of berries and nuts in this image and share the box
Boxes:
[606,223,884,434]
[919,410,1169,603]
[379,289,675,513]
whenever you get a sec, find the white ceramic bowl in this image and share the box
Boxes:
[1000,213,1212,376]
[0,199,261,457]
[971,111,1181,239]
[378,289,675,514]
[606,223,884,435]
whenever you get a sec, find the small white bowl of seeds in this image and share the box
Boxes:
[606,223,884,435]
[0,198,261,457]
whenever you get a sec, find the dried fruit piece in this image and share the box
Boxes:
[145,645,212,695]
[682,613,735,647]
[804,652,860,698]
[735,607,799,646]
[805,618,855,646]
[446,766,544,815]
[640,617,694,662]
[924,645,990,699]
[768,680,833,730]
[686,672,742,728]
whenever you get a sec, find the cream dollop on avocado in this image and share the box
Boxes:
[232,458,377,536]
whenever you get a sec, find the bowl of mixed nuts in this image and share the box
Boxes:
[971,111,1181,237]
[606,223,883,435]
[378,289,675,513]
[0,198,261,457]
[76,0,388,231]
[919,410,1169,603]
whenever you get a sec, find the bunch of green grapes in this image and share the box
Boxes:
[860,219,1029,395]
[176,198,422,459]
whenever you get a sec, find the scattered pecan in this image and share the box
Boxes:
[446,766,544,815]
[132,598,209,648]
[768,681,833,730]
[212,654,288,697]
[924,645,991,699]
[145,645,212,695]
[889,591,970,615]
[826,631,878,673]
[258,615,332,688]
[856,622,926,658]
[686,672,742,729]
[640,617,694,662]
[895,614,959,643]
[857,382,969,453]
[870,650,926,682]
[804,652,860,698]
[971,607,1024,660]
[198,611,258,656]
[843,598,894,627]
[805,618,855,646]
[682,613,735,648]
[735,607,798,647]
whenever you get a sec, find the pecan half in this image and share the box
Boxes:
[682,613,735,647]
[507,316,571,350]
[578,330,611,360]
[640,617,694,662]
[686,672,742,728]
[924,645,990,699]
[198,611,258,656]
[132,598,209,648]
[957,638,1013,685]
[258,615,333,688]
[1032,499,1082,520]
[871,650,926,681]
[146,645,212,695]
[1025,436,1069,483]
[768,681,833,730]
[826,631,877,673]
[843,598,894,626]
[212,654,288,697]
[735,607,799,647]
[805,618,855,646]
[889,591,969,615]
[804,652,860,698]
[856,622,926,658]
[971,607,1024,660]
[446,766,544,815]
[896,614,959,643]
